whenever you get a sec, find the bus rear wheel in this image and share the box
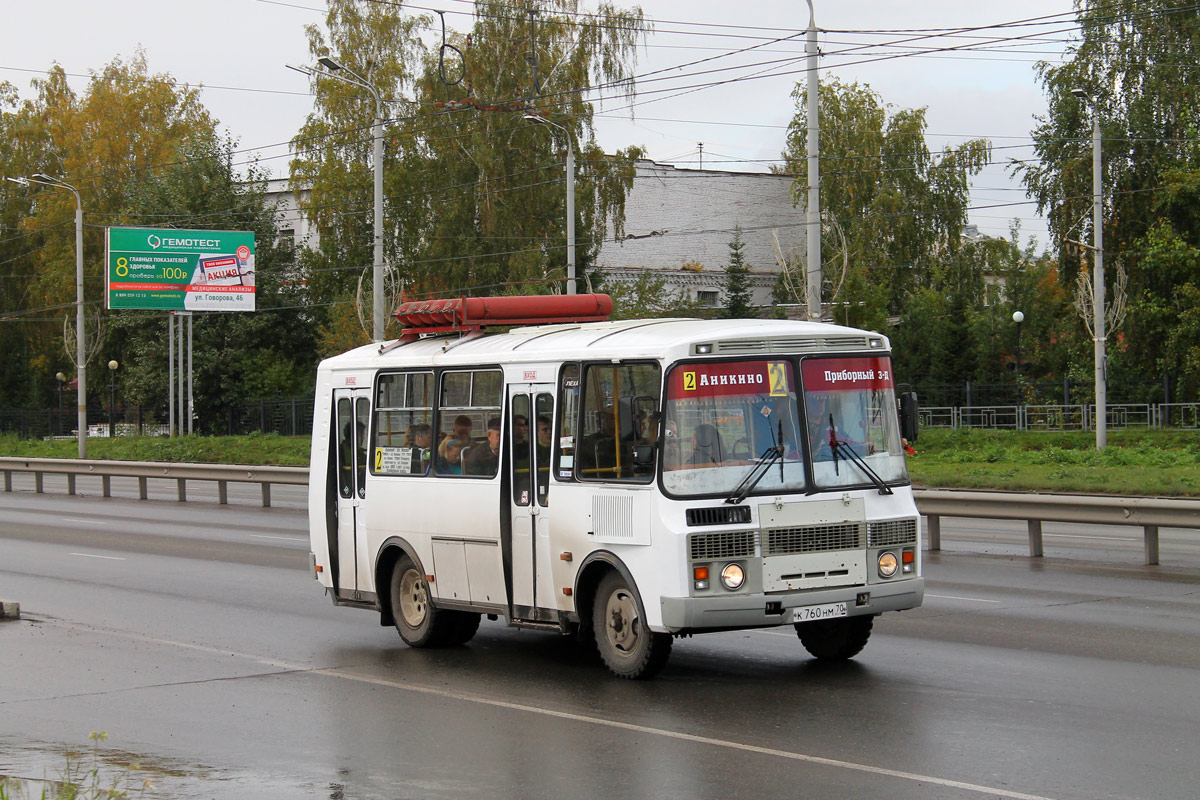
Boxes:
[391,555,456,647]
[794,615,874,661]
[592,572,672,679]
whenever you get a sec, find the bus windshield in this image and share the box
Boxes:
[801,356,908,490]
[662,360,807,497]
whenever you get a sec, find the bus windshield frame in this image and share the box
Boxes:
[660,359,808,500]
[800,354,909,492]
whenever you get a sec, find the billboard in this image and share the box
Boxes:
[106,227,255,311]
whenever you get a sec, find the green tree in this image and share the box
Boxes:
[291,0,649,346]
[0,55,216,410]
[1017,0,1200,400]
[723,226,754,318]
[780,78,991,313]
[110,136,317,428]
[607,272,704,320]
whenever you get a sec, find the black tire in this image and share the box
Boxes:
[390,555,456,647]
[446,611,482,645]
[592,571,672,679]
[794,615,874,661]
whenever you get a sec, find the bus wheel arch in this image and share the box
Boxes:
[375,537,424,629]
[574,552,637,636]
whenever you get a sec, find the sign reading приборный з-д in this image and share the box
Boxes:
[106,227,256,311]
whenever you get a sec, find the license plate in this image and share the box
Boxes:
[792,602,848,623]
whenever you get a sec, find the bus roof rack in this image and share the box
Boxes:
[393,294,613,341]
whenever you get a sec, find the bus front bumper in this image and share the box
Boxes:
[658,577,923,633]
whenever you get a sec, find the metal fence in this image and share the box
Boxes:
[917,402,1198,431]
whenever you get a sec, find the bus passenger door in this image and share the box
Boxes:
[507,386,557,620]
[333,389,370,599]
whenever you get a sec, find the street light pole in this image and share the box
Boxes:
[524,113,577,295]
[1072,88,1106,449]
[304,57,387,341]
[55,371,66,437]
[1012,310,1024,399]
[8,174,87,456]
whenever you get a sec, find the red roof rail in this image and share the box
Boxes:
[393,294,613,340]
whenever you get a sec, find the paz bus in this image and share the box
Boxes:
[307,294,923,679]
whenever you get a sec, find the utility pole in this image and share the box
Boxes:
[804,0,822,322]
[1072,87,1106,449]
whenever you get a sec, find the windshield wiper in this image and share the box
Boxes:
[725,443,784,505]
[827,422,893,495]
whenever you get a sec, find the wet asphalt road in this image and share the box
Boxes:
[1,480,1199,800]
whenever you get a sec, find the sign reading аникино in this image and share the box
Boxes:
[106,227,256,311]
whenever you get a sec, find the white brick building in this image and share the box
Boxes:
[597,160,804,309]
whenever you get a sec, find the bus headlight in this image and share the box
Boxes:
[720,563,746,591]
[878,552,899,578]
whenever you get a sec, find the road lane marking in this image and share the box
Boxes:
[68,553,125,560]
[56,621,1057,800]
[63,518,106,525]
[926,593,1000,603]
[249,535,307,542]
[311,668,1058,800]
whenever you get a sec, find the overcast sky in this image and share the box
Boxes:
[4,0,1077,250]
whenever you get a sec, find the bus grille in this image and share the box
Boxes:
[868,518,918,547]
[686,506,753,526]
[690,531,757,561]
[765,523,863,555]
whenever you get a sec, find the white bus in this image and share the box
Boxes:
[308,294,924,679]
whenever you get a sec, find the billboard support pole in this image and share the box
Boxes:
[168,313,175,437]
[187,315,194,435]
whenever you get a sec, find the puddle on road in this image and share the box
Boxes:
[0,737,358,800]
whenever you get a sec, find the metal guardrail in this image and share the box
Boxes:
[915,489,1200,566]
[0,457,307,508]
[5,459,1199,566]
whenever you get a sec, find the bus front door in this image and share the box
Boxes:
[333,389,370,601]
[507,386,556,621]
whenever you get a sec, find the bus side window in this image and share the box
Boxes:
[577,361,661,483]
[372,372,433,477]
[355,397,370,498]
[556,364,580,481]
[336,397,354,498]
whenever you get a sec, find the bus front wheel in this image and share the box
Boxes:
[592,572,672,679]
[794,615,874,661]
[391,555,456,647]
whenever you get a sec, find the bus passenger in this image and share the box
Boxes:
[409,423,433,474]
[688,423,724,466]
[438,414,473,474]
[465,417,501,476]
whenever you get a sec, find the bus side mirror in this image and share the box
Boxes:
[899,392,919,444]
[632,443,655,470]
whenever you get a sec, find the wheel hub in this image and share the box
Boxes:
[399,569,428,628]
[605,589,640,654]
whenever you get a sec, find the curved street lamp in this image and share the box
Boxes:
[7,173,87,456]
[290,57,387,341]
[523,113,577,295]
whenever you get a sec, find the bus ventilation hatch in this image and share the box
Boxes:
[686,506,753,526]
